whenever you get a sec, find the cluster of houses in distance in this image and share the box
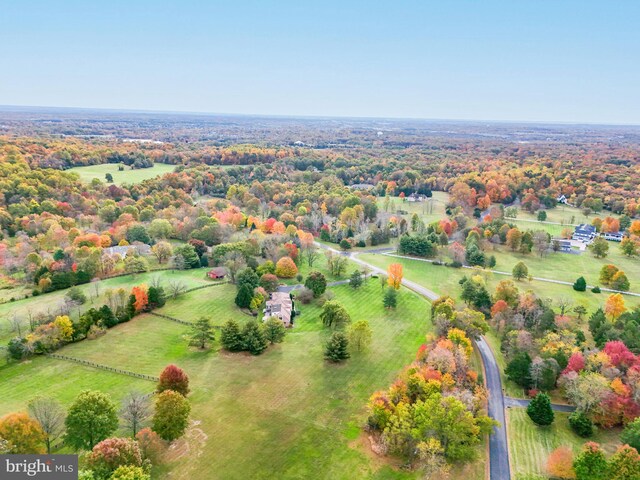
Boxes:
[555,223,625,253]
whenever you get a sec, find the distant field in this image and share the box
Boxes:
[505,219,569,237]
[0,268,214,346]
[0,282,482,479]
[357,253,640,312]
[488,242,640,293]
[378,191,450,226]
[508,408,620,479]
[68,163,175,185]
[511,203,621,225]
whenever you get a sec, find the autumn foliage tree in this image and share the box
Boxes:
[547,446,576,479]
[387,263,403,290]
[87,437,144,479]
[0,412,46,454]
[131,285,148,313]
[152,390,190,441]
[605,293,626,320]
[157,365,190,397]
[572,442,608,480]
[135,428,166,464]
[275,256,298,278]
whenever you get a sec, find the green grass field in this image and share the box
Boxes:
[0,355,151,416]
[68,163,175,185]
[488,243,640,296]
[509,203,621,225]
[507,408,620,479]
[1,281,488,479]
[358,252,640,312]
[505,219,570,238]
[154,283,239,324]
[377,192,450,226]
[0,268,214,346]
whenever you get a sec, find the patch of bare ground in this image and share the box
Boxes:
[165,420,208,462]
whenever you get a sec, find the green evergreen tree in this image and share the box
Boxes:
[505,352,532,388]
[526,393,554,426]
[383,288,397,309]
[173,244,200,269]
[263,317,286,344]
[235,285,253,309]
[236,267,259,291]
[98,304,118,328]
[147,286,166,310]
[324,332,350,362]
[573,276,587,292]
[220,319,244,351]
[569,411,594,438]
[189,317,215,349]
[349,270,363,289]
[242,320,268,355]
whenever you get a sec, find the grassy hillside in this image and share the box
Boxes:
[1,282,487,479]
[0,268,214,345]
[68,163,175,185]
[508,408,620,479]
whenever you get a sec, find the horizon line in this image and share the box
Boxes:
[1,103,639,128]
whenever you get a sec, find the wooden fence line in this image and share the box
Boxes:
[47,353,159,382]
[148,312,222,330]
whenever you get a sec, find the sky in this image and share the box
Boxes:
[1,1,639,124]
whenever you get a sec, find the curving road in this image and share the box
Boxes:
[313,243,511,480]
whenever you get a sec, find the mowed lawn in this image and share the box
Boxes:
[0,355,151,416]
[0,268,214,346]
[512,203,620,225]
[488,244,640,294]
[507,408,620,479]
[68,163,175,185]
[377,192,450,226]
[358,253,640,312]
[154,283,239,324]
[0,281,467,479]
[505,219,570,238]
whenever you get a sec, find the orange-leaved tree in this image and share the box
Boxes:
[546,446,576,479]
[605,293,626,320]
[131,285,148,313]
[387,263,403,290]
[0,412,46,454]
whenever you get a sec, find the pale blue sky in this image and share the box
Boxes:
[1,1,638,124]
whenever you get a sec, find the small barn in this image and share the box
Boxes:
[207,267,227,279]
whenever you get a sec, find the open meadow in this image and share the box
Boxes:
[68,163,176,185]
[377,192,450,226]
[357,253,640,312]
[0,268,214,347]
[507,408,620,479]
[0,280,489,479]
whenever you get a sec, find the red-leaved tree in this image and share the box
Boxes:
[157,365,190,397]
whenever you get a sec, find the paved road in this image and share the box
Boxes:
[475,337,511,480]
[313,243,511,480]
